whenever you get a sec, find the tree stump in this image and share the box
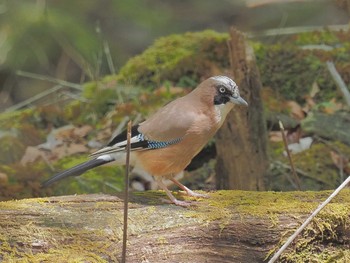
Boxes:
[0,190,350,262]
[215,28,269,190]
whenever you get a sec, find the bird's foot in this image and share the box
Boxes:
[183,189,209,199]
[160,198,194,207]
[173,199,194,207]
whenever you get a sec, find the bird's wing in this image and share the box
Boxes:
[138,97,197,141]
[90,98,197,157]
[89,124,149,157]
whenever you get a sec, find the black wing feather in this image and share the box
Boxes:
[107,124,140,147]
[42,158,112,187]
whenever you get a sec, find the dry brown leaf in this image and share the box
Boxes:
[269,131,283,142]
[286,101,305,120]
[310,81,320,98]
[73,125,93,138]
[20,146,44,166]
[52,143,89,159]
[54,125,75,141]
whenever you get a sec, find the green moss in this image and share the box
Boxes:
[267,141,350,191]
[294,29,342,46]
[277,201,350,262]
[0,136,26,164]
[1,190,350,261]
[45,155,125,196]
[116,30,229,88]
[255,43,336,103]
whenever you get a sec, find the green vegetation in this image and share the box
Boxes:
[116,30,229,87]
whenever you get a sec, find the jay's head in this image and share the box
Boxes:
[210,76,248,107]
[192,76,248,108]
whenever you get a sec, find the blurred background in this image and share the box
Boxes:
[0,0,350,200]
[1,0,349,109]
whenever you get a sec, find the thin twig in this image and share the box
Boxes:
[16,70,83,91]
[279,120,301,190]
[326,61,350,107]
[5,85,64,112]
[274,161,331,185]
[103,39,116,75]
[121,120,132,263]
[248,24,349,38]
[268,174,350,262]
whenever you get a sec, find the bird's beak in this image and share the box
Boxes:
[230,96,248,106]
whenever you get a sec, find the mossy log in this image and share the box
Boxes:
[1,190,350,262]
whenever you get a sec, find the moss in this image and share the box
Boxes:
[1,190,350,261]
[254,29,350,103]
[0,108,36,130]
[267,141,350,191]
[116,30,229,88]
[255,43,336,103]
[44,155,125,196]
[0,136,26,164]
[277,204,350,262]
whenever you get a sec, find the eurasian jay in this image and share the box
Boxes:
[42,76,248,206]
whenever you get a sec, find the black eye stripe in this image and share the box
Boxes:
[217,85,231,95]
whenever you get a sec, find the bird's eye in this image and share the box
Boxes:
[219,87,226,93]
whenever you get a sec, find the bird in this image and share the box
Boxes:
[42,76,248,206]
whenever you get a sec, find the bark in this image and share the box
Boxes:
[0,190,350,262]
[215,28,269,190]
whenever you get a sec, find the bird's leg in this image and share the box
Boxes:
[154,177,192,207]
[169,177,209,198]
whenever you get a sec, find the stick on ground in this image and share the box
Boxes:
[268,174,350,262]
[121,121,132,263]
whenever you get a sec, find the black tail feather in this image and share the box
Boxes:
[42,158,112,187]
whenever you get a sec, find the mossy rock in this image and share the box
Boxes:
[254,29,350,103]
[115,30,230,88]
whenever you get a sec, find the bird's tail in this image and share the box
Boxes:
[42,157,113,187]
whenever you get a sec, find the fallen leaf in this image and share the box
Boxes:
[52,143,89,159]
[269,131,283,142]
[310,81,320,98]
[73,125,93,138]
[20,146,44,165]
[286,101,305,120]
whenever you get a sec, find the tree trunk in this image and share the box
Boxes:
[1,190,350,262]
[215,28,269,190]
